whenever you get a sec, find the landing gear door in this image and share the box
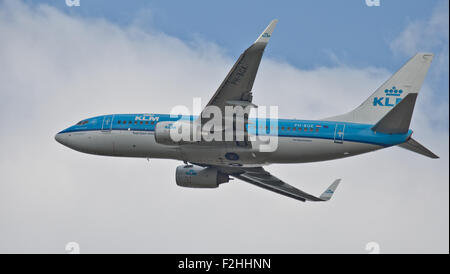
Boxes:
[334,124,345,144]
[102,115,114,132]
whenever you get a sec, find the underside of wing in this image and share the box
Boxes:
[218,166,340,202]
[201,19,278,115]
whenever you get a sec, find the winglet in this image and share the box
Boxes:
[319,179,341,201]
[254,19,278,44]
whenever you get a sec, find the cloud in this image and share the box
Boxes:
[0,0,448,253]
[389,1,449,129]
[391,1,449,55]
[390,1,449,57]
[390,1,449,80]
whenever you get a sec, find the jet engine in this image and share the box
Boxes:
[175,165,230,188]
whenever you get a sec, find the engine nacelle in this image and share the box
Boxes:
[154,121,201,145]
[175,165,230,188]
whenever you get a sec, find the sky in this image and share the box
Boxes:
[0,0,448,253]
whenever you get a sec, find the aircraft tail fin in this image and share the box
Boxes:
[324,53,433,124]
[398,137,439,159]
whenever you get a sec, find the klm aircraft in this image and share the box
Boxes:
[55,20,438,202]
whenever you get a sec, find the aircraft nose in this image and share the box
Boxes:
[55,133,65,145]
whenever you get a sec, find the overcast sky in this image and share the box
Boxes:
[0,0,448,253]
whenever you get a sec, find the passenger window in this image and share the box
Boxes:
[140,121,143,124]
[287,127,290,130]
[128,121,132,124]
[316,128,319,132]
[310,128,313,132]
[145,121,149,125]
[118,120,121,124]
[151,121,154,125]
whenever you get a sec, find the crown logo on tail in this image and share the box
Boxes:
[384,86,403,97]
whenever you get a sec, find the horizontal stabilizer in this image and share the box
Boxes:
[398,137,439,159]
[371,93,417,134]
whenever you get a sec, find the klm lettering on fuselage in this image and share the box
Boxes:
[135,115,160,122]
[373,86,403,107]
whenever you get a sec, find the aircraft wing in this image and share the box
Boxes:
[229,167,341,202]
[201,19,278,116]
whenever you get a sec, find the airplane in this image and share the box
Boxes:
[55,19,438,202]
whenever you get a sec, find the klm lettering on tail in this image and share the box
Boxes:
[373,86,403,107]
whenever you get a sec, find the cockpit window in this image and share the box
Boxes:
[76,120,89,126]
